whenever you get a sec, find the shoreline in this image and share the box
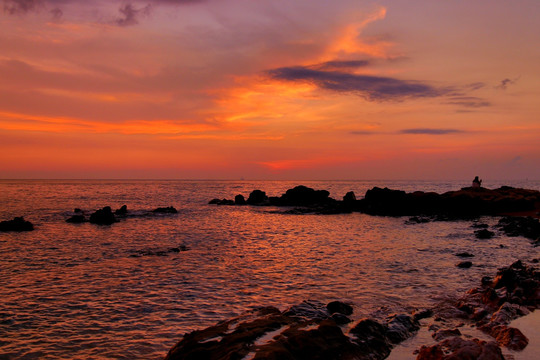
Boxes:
[163,260,539,359]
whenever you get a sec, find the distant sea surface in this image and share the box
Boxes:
[1,180,539,359]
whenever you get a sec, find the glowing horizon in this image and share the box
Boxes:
[1,0,539,180]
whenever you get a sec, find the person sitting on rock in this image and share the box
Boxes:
[472,176,482,188]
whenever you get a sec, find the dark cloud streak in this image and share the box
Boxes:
[267,65,449,101]
[400,128,464,135]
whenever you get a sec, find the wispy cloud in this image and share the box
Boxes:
[496,77,519,90]
[446,96,491,108]
[400,128,465,135]
[266,65,449,101]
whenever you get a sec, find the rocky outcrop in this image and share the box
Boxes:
[164,300,419,360]
[0,217,34,232]
[247,190,269,205]
[360,186,540,217]
[417,260,539,358]
[209,185,540,218]
[89,206,116,225]
[496,216,540,244]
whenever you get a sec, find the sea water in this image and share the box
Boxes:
[1,180,539,359]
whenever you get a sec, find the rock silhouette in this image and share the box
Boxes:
[0,217,34,232]
[210,185,540,218]
[89,206,116,225]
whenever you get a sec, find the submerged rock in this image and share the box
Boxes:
[0,217,34,232]
[153,206,178,213]
[475,229,495,239]
[66,215,86,223]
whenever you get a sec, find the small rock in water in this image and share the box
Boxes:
[0,217,34,232]
[475,229,495,239]
[66,215,86,223]
[115,205,128,215]
[153,206,178,213]
[456,261,473,268]
[455,252,475,258]
[326,301,353,316]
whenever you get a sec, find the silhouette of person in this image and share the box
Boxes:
[472,176,482,188]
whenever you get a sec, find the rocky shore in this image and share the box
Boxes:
[209,185,540,219]
[164,261,539,360]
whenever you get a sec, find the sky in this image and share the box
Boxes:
[1,0,539,180]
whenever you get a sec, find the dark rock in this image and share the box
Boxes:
[208,198,221,204]
[115,205,128,215]
[66,215,86,223]
[326,301,353,316]
[455,252,475,258]
[74,208,82,213]
[234,194,246,205]
[496,216,540,241]
[0,217,34,232]
[488,325,529,350]
[331,313,352,325]
[406,216,432,224]
[386,314,420,344]
[343,191,356,203]
[413,309,433,321]
[247,190,268,205]
[283,300,329,320]
[165,303,418,360]
[349,318,392,358]
[279,185,331,206]
[89,207,116,225]
[153,206,178,213]
[456,261,473,268]
[475,229,495,239]
[471,222,489,229]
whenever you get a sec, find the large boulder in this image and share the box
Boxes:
[0,217,34,232]
[279,185,332,206]
[247,190,268,205]
[89,206,116,225]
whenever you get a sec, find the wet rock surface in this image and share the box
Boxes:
[496,216,540,244]
[0,217,34,232]
[414,260,539,359]
[164,300,419,360]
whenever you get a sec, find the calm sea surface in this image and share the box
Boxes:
[1,180,539,359]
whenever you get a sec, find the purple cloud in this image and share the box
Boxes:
[400,128,464,135]
[116,3,151,27]
[266,65,449,101]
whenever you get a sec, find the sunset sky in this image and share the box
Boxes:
[1,0,539,179]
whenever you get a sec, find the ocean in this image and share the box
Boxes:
[1,180,539,359]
